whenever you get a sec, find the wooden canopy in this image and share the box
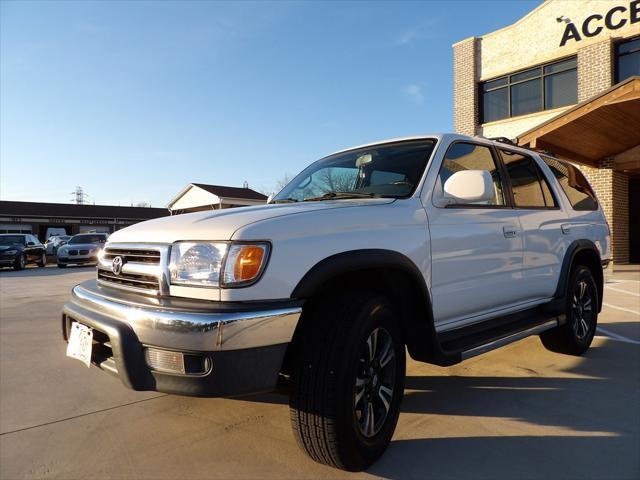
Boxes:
[517,76,640,169]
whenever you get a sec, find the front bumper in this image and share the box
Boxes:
[62,280,302,396]
[0,256,17,265]
[58,255,98,264]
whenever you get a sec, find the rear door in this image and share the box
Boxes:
[498,148,567,302]
[427,141,525,330]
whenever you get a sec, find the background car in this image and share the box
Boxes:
[45,235,71,255]
[0,234,47,270]
[56,233,108,268]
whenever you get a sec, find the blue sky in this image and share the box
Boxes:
[1,0,538,207]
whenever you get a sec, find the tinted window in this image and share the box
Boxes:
[542,156,598,211]
[500,150,556,208]
[68,234,106,245]
[437,143,506,206]
[480,56,577,123]
[616,37,640,83]
[0,235,26,246]
[511,78,542,116]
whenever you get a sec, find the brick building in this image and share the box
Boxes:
[453,0,639,264]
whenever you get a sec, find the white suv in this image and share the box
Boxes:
[62,134,610,471]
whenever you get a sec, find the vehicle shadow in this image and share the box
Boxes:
[248,339,639,478]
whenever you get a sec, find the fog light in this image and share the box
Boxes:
[144,348,185,374]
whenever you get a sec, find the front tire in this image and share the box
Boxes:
[14,255,25,271]
[540,265,598,355]
[57,263,67,268]
[37,253,46,267]
[289,291,405,471]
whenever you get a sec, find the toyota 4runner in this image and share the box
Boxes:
[62,134,610,471]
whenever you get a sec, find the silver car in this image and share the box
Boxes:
[57,233,108,268]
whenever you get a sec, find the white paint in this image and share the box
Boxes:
[603,302,640,316]
[595,329,640,345]
[605,285,640,297]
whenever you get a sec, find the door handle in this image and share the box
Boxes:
[503,226,519,238]
[561,224,572,234]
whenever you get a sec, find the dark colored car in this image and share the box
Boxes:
[0,234,47,270]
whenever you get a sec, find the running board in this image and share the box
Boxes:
[460,319,557,360]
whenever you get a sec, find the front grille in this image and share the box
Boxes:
[103,248,161,264]
[80,249,89,255]
[98,269,159,289]
[97,245,165,294]
[69,250,78,256]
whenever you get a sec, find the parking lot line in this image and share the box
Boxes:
[602,302,640,316]
[605,285,640,297]
[595,329,640,345]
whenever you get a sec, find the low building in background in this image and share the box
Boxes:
[453,0,640,264]
[167,183,268,215]
[0,201,169,240]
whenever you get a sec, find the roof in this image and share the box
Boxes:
[517,77,640,166]
[191,183,268,201]
[0,200,169,219]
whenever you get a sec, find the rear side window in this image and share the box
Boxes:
[437,142,506,206]
[500,150,557,208]
[541,156,598,211]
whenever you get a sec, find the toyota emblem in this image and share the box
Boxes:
[112,256,124,276]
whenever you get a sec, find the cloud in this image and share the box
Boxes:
[394,19,438,46]
[403,84,424,105]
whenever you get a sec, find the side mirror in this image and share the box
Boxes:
[267,194,274,204]
[443,170,494,204]
[27,241,35,246]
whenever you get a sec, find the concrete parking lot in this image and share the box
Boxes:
[1,265,638,480]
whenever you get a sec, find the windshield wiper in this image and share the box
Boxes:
[302,191,382,202]
[271,197,299,204]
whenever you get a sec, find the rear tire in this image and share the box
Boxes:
[289,291,405,471]
[540,265,598,355]
[57,263,67,268]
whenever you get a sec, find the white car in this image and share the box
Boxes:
[45,235,71,255]
[61,134,609,470]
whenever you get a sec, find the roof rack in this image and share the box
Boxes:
[487,136,518,146]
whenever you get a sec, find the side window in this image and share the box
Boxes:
[436,142,506,206]
[542,156,598,211]
[500,150,557,208]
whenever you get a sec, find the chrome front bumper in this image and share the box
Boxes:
[65,280,301,351]
[61,280,302,396]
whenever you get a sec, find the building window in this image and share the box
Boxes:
[616,37,640,83]
[480,57,577,123]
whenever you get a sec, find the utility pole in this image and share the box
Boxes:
[70,186,88,204]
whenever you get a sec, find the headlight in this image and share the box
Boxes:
[169,241,270,288]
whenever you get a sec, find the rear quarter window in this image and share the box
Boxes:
[541,156,598,211]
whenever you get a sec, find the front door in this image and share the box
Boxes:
[426,141,524,331]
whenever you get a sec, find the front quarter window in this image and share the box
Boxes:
[273,139,436,202]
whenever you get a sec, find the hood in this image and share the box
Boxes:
[107,199,393,244]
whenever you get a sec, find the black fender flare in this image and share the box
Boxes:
[290,249,460,366]
[553,239,604,312]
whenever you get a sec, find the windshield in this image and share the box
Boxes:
[0,235,26,246]
[273,139,437,202]
[68,234,106,245]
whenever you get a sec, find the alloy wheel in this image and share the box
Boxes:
[354,327,396,438]
[572,279,593,340]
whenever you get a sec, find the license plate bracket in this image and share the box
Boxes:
[66,322,93,368]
